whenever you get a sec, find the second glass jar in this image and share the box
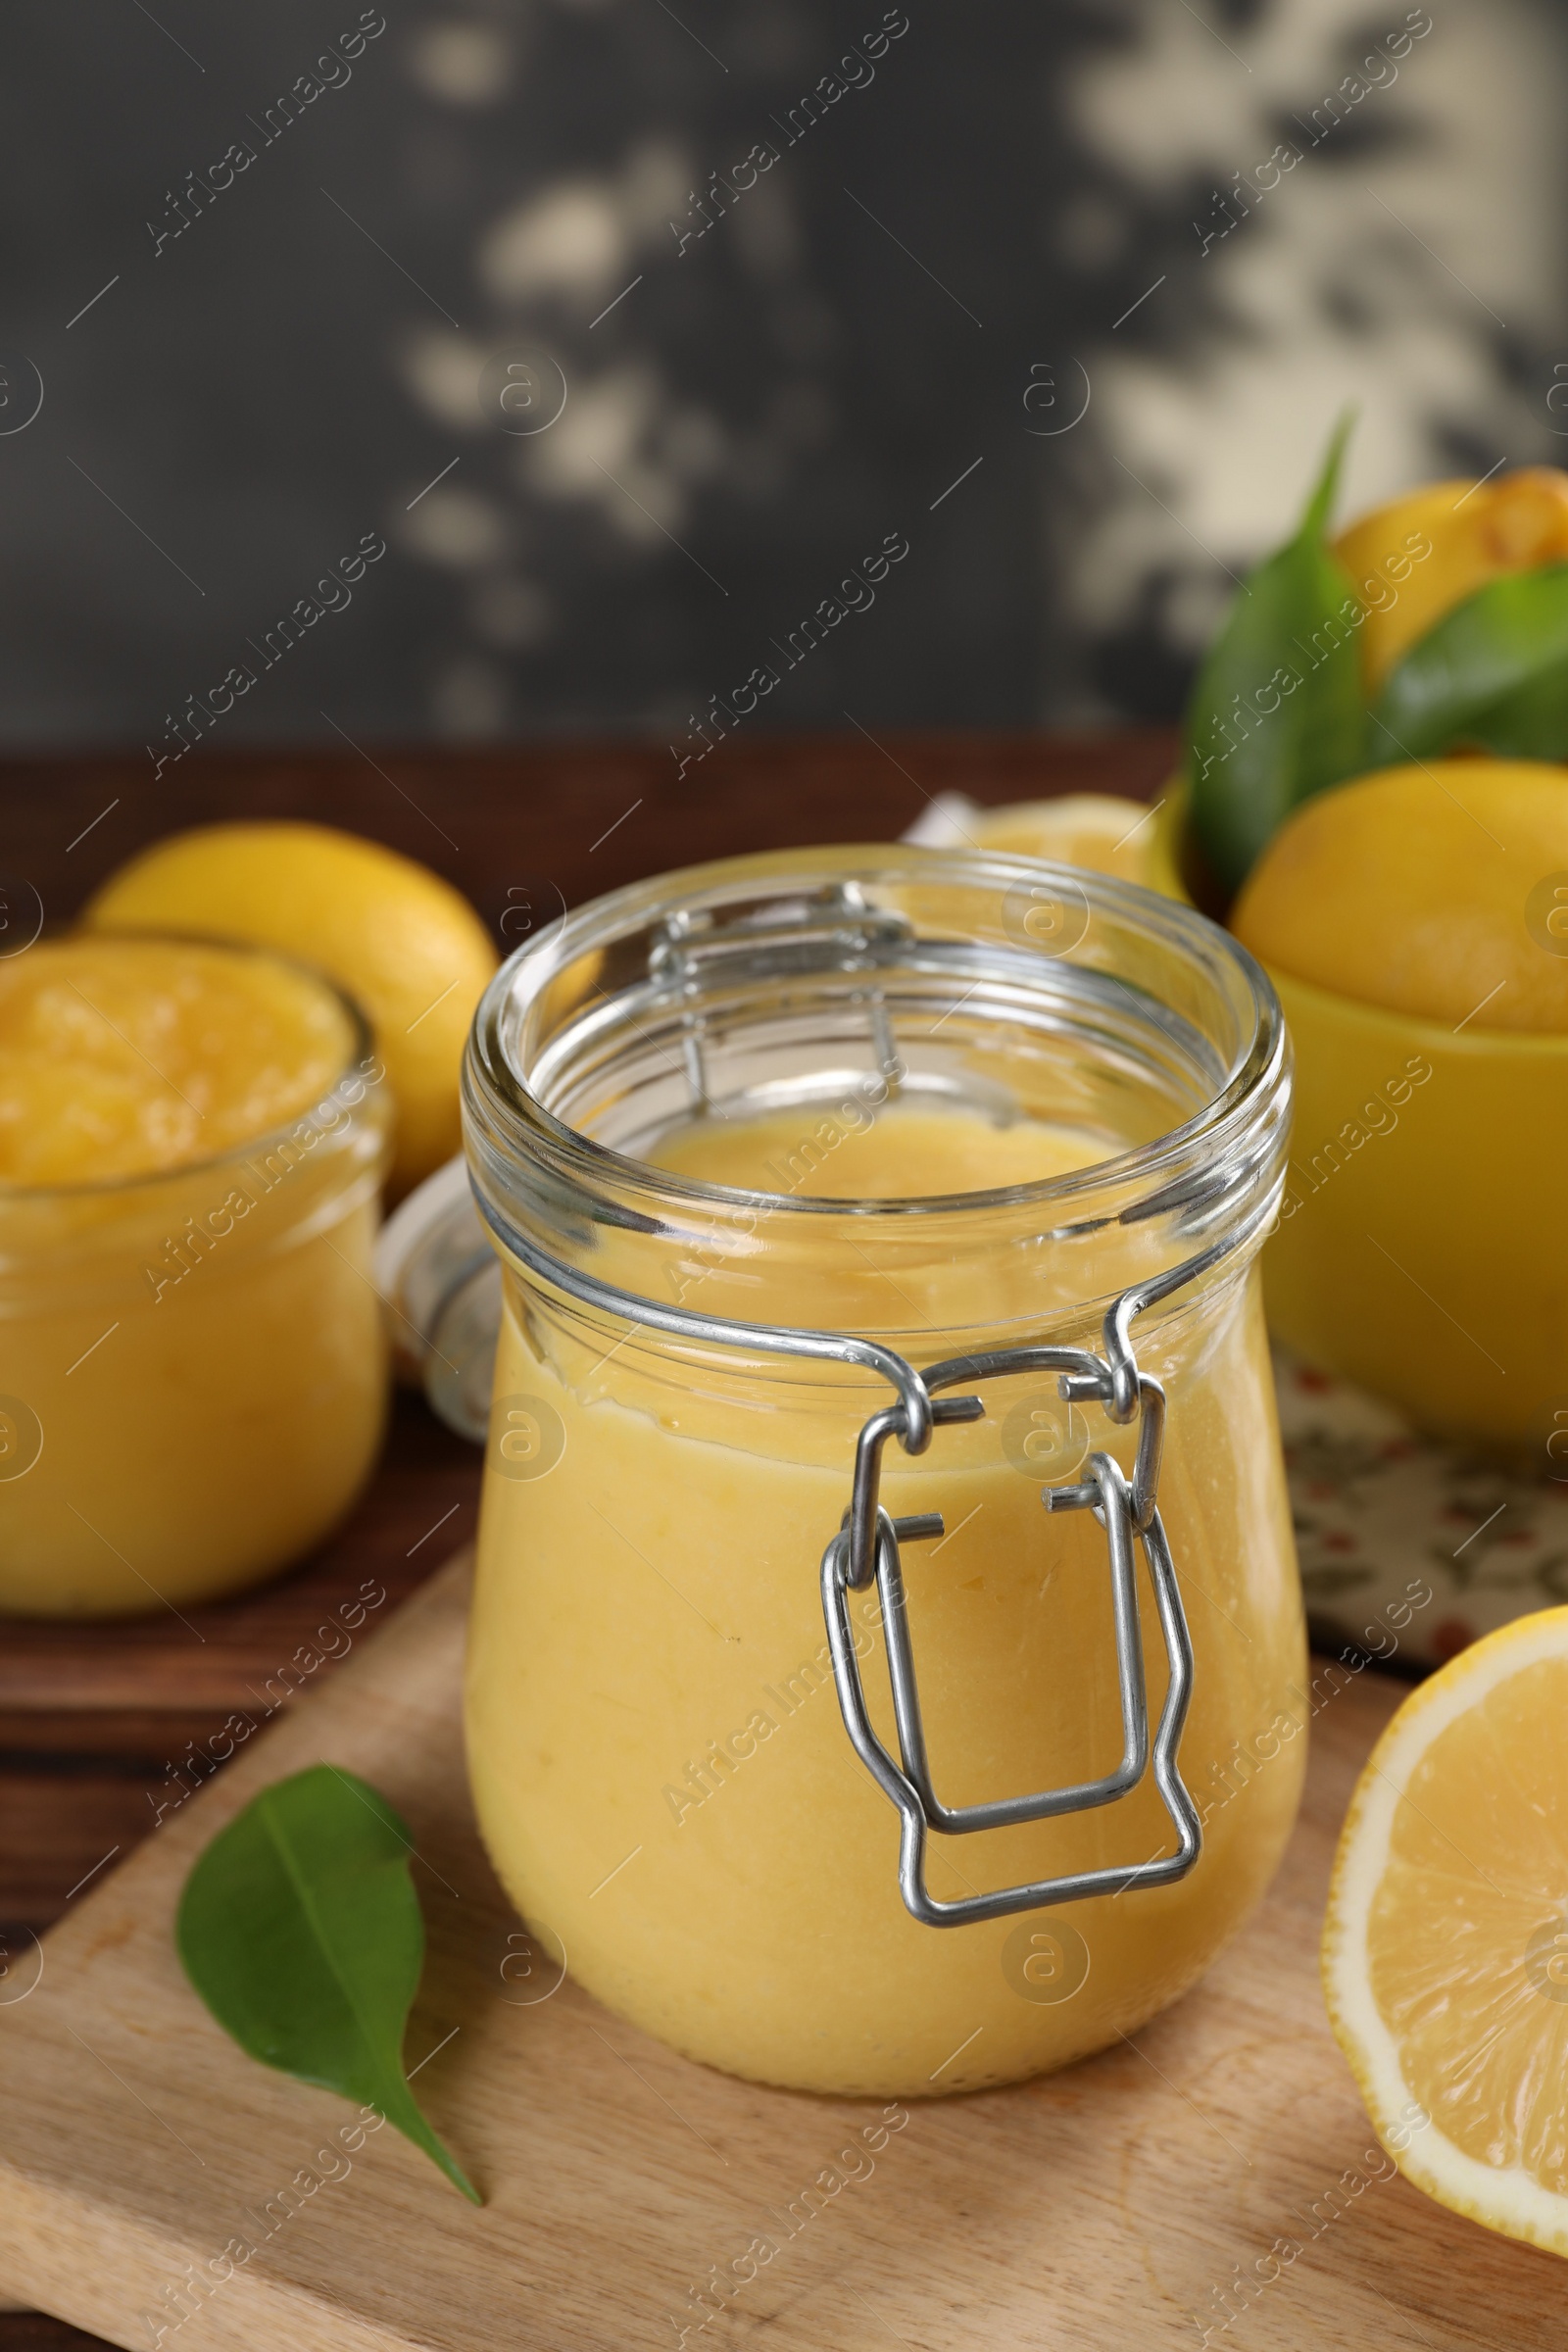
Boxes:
[0,939,390,1615]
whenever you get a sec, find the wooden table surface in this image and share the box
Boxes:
[1,722,1215,2349]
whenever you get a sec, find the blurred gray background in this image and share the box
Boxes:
[4,0,1565,748]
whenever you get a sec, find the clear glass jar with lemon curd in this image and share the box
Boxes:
[464,848,1305,2098]
[0,935,390,1616]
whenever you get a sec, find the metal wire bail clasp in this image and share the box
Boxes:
[819,1335,1201,1930]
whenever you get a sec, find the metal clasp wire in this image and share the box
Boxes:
[476,1196,1250,1932]
[820,1343,1200,1929]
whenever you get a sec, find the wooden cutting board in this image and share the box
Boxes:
[1,1553,1557,2352]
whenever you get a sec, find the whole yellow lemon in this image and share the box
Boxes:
[1231,760,1568,1032]
[83,822,497,1196]
[1334,466,1568,693]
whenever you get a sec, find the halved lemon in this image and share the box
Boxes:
[1323,1606,1568,2257]
[968,793,1158,884]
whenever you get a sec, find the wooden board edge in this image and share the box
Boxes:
[0,2163,420,2352]
[0,1550,476,2340]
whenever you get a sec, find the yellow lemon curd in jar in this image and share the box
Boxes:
[0,936,390,1615]
[466,1101,1305,2099]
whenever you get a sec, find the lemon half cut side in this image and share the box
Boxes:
[968,793,1158,884]
[1323,1606,1568,2259]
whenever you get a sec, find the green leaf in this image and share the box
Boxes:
[1465,658,1568,758]
[1185,413,1368,897]
[176,1764,479,2202]
[1370,561,1568,762]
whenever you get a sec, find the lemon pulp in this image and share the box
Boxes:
[1326,1610,1568,2254]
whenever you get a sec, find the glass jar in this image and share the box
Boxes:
[0,940,391,1616]
[463,847,1303,2098]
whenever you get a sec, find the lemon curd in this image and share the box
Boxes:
[655,1101,1102,1197]
[84,822,500,1197]
[0,937,390,1615]
[467,1086,1306,2098]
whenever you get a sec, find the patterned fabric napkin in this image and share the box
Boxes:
[1276,1348,1568,1672]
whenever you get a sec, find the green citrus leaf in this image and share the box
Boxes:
[175,1763,479,2202]
[1461,658,1568,757]
[1370,560,1568,762]
[1185,413,1367,897]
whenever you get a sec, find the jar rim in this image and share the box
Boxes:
[0,928,380,1202]
[466,843,1288,1228]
